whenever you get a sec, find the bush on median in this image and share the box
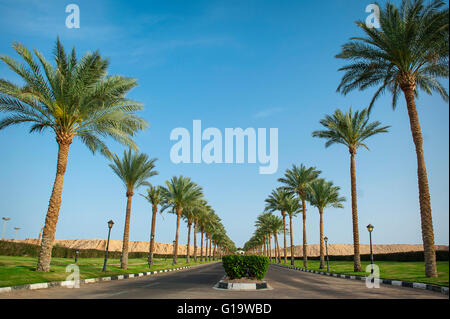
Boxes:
[222,255,269,280]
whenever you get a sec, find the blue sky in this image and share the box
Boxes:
[0,0,448,248]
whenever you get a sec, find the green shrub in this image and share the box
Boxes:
[222,255,269,280]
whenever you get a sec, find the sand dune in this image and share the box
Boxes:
[14,239,449,257]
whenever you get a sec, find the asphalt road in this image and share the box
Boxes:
[1,262,446,299]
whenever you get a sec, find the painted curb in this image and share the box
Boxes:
[0,265,195,294]
[216,281,269,290]
[272,264,449,295]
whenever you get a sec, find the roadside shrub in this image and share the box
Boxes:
[222,255,269,280]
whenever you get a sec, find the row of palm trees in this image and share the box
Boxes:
[245,104,389,273]
[0,0,447,278]
[110,150,235,269]
[244,173,346,270]
[244,0,448,278]
[0,36,236,272]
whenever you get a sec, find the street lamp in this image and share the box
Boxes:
[14,227,20,240]
[324,236,330,272]
[367,224,374,274]
[102,220,114,272]
[2,217,11,240]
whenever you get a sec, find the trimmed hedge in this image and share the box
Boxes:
[0,241,176,259]
[222,255,269,280]
[289,250,449,262]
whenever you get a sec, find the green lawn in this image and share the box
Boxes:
[273,259,449,287]
[0,256,218,288]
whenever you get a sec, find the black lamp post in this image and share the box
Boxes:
[75,250,79,263]
[102,220,114,272]
[324,236,330,272]
[367,224,374,274]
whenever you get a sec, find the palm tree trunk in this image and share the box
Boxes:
[319,208,325,269]
[209,234,212,261]
[193,221,198,262]
[349,148,362,272]
[121,191,134,269]
[186,222,192,263]
[289,215,295,265]
[402,86,437,277]
[173,207,182,264]
[213,243,216,261]
[282,212,287,264]
[36,138,72,272]
[301,198,308,268]
[148,204,158,268]
[200,230,204,262]
[275,233,281,263]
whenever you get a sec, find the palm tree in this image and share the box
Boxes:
[182,203,199,263]
[0,39,147,272]
[265,188,291,263]
[335,0,448,277]
[192,201,208,262]
[110,149,158,269]
[267,213,283,263]
[307,179,345,269]
[141,185,163,268]
[161,176,203,264]
[312,107,389,272]
[285,195,302,265]
[278,164,321,268]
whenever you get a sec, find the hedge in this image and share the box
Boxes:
[0,241,176,259]
[222,255,269,280]
[287,250,449,262]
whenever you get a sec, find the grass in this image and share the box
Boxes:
[273,259,449,287]
[0,255,218,288]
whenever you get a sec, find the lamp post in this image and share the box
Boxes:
[14,227,20,240]
[75,250,79,263]
[324,236,330,272]
[367,224,374,274]
[102,220,114,272]
[2,217,11,240]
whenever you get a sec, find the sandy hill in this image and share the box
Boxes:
[14,239,449,257]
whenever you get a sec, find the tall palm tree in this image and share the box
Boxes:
[141,185,163,268]
[312,107,389,272]
[307,179,345,269]
[335,0,448,277]
[285,195,302,265]
[110,149,158,269]
[278,164,321,268]
[265,188,291,264]
[192,201,208,262]
[0,39,147,272]
[161,176,203,264]
[182,203,199,263]
[267,213,283,263]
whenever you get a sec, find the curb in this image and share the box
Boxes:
[272,264,449,295]
[0,265,195,294]
[216,281,269,290]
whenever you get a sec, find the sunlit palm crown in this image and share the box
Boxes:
[160,176,204,213]
[285,195,302,217]
[0,38,148,155]
[278,164,321,199]
[312,107,390,152]
[336,0,449,109]
[109,149,158,194]
[265,188,293,214]
[307,179,346,210]
[141,185,163,206]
